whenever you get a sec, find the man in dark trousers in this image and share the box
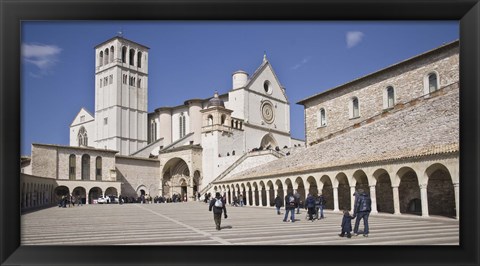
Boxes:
[209,192,228,230]
[352,189,372,237]
[283,192,296,222]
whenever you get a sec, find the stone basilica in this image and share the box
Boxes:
[21,36,459,220]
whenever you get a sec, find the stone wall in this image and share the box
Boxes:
[303,43,459,145]
[115,156,160,197]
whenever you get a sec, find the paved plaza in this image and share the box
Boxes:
[21,202,459,245]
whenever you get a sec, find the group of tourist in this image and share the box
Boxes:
[58,194,82,208]
[206,188,371,238]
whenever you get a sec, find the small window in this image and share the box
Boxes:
[96,156,102,180]
[104,117,108,125]
[221,114,226,125]
[99,79,102,88]
[122,46,127,63]
[351,97,359,118]
[80,115,85,122]
[104,49,109,65]
[263,80,272,94]
[386,86,395,108]
[137,51,142,68]
[208,115,213,126]
[69,154,76,180]
[129,49,135,66]
[99,51,103,67]
[319,108,327,127]
[110,46,114,62]
[109,75,113,84]
[137,79,141,88]
[428,73,438,93]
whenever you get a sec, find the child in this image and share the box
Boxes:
[339,209,355,238]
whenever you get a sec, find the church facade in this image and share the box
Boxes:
[209,41,460,220]
[21,35,303,207]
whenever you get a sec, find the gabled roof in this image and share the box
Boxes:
[240,57,289,103]
[70,107,94,127]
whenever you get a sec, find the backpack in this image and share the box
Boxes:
[288,195,296,207]
[214,198,223,208]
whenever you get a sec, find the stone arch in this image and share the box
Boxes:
[105,187,118,197]
[352,169,369,193]
[193,170,201,200]
[54,186,70,204]
[425,163,455,218]
[266,180,275,206]
[259,181,267,206]
[162,158,190,198]
[72,187,86,205]
[246,182,253,206]
[320,175,334,210]
[373,168,394,214]
[335,172,351,211]
[88,187,102,204]
[294,176,305,203]
[284,178,293,195]
[397,166,421,215]
[260,133,278,150]
[136,185,147,197]
[275,179,286,199]
[306,176,318,196]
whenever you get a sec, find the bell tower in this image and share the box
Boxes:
[94,36,149,155]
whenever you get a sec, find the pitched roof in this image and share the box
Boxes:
[222,83,459,182]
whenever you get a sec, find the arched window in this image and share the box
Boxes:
[221,114,226,125]
[78,127,88,146]
[387,86,395,108]
[151,121,157,142]
[351,97,359,118]
[179,114,186,138]
[99,51,103,67]
[319,108,327,127]
[81,154,90,180]
[95,156,102,181]
[122,46,127,63]
[99,79,103,88]
[104,49,109,65]
[69,154,76,180]
[129,49,135,66]
[137,78,141,88]
[428,73,438,93]
[110,46,114,62]
[137,51,142,68]
[208,115,213,126]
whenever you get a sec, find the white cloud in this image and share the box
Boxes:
[291,56,311,70]
[346,31,365,48]
[22,43,62,76]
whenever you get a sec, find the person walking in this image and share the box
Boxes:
[316,193,326,220]
[294,191,301,214]
[274,194,283,215]
[305,193,316,221]
[239,194,244,207]
[209,192,228,230]
[283,192,296,223]
[353,189,372,237]
[339,209,355,238]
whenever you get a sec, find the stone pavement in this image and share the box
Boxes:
[21,202,459,245]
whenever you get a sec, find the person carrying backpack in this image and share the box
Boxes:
[209,192,228,230]
[283,192,296,223]
[352,189,372,237]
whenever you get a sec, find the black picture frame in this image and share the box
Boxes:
[1,0,479,265]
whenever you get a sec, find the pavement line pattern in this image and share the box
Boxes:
[21,202,459,245]
[135,204,232,245]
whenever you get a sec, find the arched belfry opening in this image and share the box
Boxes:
[162,158,191,199]
[260,133,278,150]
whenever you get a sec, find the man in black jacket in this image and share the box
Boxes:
[352,189,372,237]
[209,192,228,230]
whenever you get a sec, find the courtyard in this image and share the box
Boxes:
[21,202,459,245]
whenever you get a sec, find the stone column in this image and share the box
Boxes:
[420,184,429,217]
[350,186,356,211]
[392,186,400,214]
[266,188,271,207]
[86,194,90,205]
[283,188,288,198]
[259,189,265,207]
[305,183,311,196]
[369,185,378,214]
[333,187,339,212]
[453,183,459,220]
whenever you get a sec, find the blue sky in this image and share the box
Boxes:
[21,21,458,156]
